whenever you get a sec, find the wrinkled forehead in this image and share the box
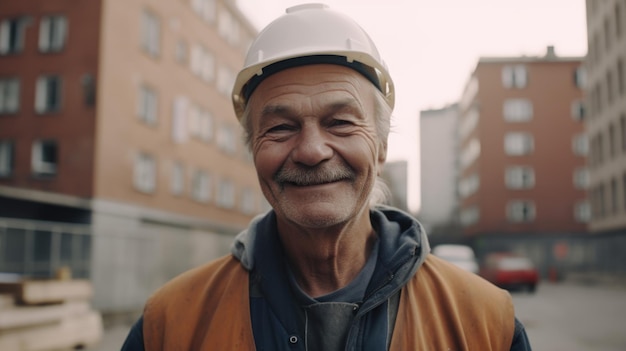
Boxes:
[247,64,377,116]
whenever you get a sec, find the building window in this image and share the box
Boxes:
[459,107,479,140]
[507,200,535,223]
[574,66,586,89]
[573,168,589,190]
[31,140,58,176]
[606,71,614,105]
[190,44,215,82]
[460,138,480,168]
[171,162,184,196]
[572,133,589,156]
[609,124,617,158]
[571,100,585,121]
[502,65,527,88]
[0,78,19,113]
[594,132,605,166]
[0,17,27,54]
[611,177,619,214]
[460,206,480,226]
[191,169,211,203]
[35,75,62,113]
[574,201,591,223]
[458,173,480,198]
[616,3,623,39]
[171,96,189,143]
[605,17,612,51]
[217,9,239,46]
[504,132,533,156]
[191,0,216,23]
[593,183,606,219]
[188,103,213,142]
[240,187,257,215]
[217,123,237,154]
[0,140,14,177]
[141,10,160,57]
[623,173,626,212]
[133,152,156,193]
[138,85,158,125]
[217,65,235,96]
[38,16,67,52]
[503,99,533,122]
[505,166,535,189]
[81,74,96,106]
[216,178,235,209]
[621,114,626,152]
[175,40,187,64]
[198,109,213,142]
[618,58,624,96]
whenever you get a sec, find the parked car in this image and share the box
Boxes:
[479,252,539,293]
[432,244,479,274]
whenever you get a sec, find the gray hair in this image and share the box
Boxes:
[240,87,393,207]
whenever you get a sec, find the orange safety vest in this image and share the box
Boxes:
[143,254,514,350]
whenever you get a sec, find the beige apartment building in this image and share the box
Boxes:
[0,0,263,312]
[585,0,626,234]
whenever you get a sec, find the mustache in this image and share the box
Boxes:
[274,164,356,187]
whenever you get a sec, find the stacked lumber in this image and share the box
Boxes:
[0,274,103,351]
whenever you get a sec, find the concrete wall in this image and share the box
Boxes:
[90,199,242,312]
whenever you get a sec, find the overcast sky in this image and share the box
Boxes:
[235,0,588,212]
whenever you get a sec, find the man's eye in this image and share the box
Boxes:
[330,119,352,127]
[267,124,293,133]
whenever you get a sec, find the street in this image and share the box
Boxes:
[91,281,626,350]
[512,281,626,351]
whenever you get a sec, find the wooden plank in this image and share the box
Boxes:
[0,310,103,351]
[0,301,90,330]
[0,280,93,305]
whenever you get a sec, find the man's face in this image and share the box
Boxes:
[248,64,386,229]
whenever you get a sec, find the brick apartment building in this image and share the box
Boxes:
[456,47,588,270]
[0,0,263,312]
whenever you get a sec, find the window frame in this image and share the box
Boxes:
[38,15,68,53]
[504,132,534,156]
[0,17,27,54]
[31,139,58,176]
[133,152,157,194]
[0,78,20,113]
[505,166,535,190]
[502,64,528,89]
[506,200,536,223]
[138,85,158,125]
[141,10,161,57]
[0,140,14,177]
[503,98,533,122]
[35,75,62,114]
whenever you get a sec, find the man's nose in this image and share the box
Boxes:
[291,126,333,166]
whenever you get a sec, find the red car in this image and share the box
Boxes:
[479,252,539,293]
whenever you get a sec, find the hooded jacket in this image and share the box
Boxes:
[130,207,521,350]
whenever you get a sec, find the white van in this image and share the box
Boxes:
[431,244,479,274]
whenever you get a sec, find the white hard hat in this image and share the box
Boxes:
[231,3,395,121]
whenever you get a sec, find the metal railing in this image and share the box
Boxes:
[0,217,92,279]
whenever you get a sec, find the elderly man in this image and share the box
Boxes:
[122,4,531,350]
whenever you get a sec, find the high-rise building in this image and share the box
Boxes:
[0,0,263,312]
[584,0,626,234]
[419,104,460,236]
[457,47,588,245]
[382,160,409,213]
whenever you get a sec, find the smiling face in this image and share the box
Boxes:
[248,64,387,230]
